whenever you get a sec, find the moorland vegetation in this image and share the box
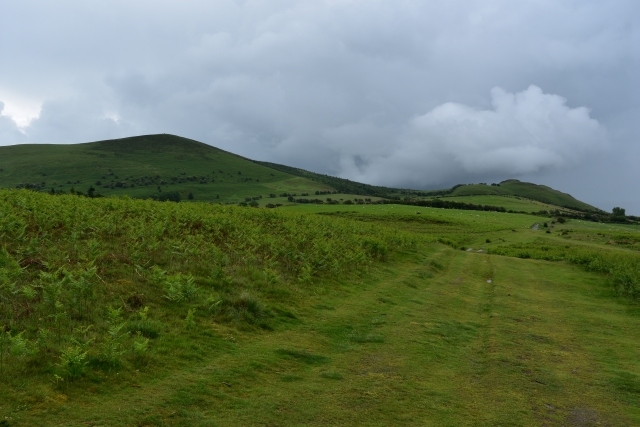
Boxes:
[0,135,639,425]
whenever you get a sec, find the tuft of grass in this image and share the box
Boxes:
[212,292,269,325]
[280,374,303,382]
[320,371,344,380]
[349,332,385,343]
[313,304,336,310]
[275,349,331,365]
[125,320,161,339]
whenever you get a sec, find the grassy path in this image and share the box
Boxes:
[20,247,640,426]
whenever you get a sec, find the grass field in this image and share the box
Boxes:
[1,189,638,426]
[422,194,560,213]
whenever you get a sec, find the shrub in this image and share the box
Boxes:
[163,273,198,302]
[211,292,268,324]
[58,346,88,379]
[126,320,160,339]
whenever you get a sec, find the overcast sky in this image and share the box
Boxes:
[1,1,638,213]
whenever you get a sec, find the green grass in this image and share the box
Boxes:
[1,189,639,426]
[423,194,560,212]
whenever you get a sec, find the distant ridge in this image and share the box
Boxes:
[0,133,598,211]
[253,160,597,211]
[443,179,597,211]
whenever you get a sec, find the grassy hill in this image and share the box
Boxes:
[252,161,598,211]
[439,179,597,211]
[0,134,333,202]
[0,134,600,215]
[253,160,402,197]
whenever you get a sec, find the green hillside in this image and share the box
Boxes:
[0,134,600,214]
[252,161,598,211]
[0,134,333,202]
[253,160,401,197]
[442,179,596,211]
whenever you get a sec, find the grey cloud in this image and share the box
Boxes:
[0,0,638,212]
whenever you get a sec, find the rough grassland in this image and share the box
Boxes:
[0,190,638,426]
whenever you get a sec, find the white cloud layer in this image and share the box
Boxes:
[0,0,638,211]
[0,102,26,145]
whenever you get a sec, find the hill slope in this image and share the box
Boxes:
[253,160,402,197]
[0,134,333,202]
[0,134,597,211]
[254,160,597,211]
[442,179,596,211]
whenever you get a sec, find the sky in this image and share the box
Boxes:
[1,0,638,213]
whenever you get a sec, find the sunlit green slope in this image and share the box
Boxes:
[0,134,333,202]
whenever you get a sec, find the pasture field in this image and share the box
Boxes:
[0,189,638,426]
[421,194,560,213]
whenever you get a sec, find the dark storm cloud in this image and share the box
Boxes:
[0,1,638,212]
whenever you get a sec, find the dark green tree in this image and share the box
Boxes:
[612,207,626,218]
